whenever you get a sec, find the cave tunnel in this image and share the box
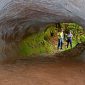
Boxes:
[0,0,85,63]
[1,1,85,85]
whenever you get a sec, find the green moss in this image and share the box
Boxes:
[80,35,85,42]
[19,27,56,57]
[19,23,85,57]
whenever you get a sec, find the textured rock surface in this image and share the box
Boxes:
[0,0,85,62]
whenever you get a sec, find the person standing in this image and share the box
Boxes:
[67,31,73,48]
[57,29,64,49]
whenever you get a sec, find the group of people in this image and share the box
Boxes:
[57,29,73,50]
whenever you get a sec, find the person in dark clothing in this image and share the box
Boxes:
[67,31,73,48]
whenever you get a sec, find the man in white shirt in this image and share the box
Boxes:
[67,31,73,48]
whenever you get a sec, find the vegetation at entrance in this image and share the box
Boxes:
[19,25,57,56]
[19,23,85,57]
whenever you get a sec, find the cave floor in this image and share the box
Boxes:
[0,57,85,85]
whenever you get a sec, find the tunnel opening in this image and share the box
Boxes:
[18,22,85,61]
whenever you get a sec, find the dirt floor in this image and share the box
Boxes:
[0,56,85,85]
[0,43,85,85]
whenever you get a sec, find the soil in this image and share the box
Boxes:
[0,42,85,85]
[0,56,85,85]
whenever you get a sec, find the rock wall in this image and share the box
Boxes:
[0,0,85,62]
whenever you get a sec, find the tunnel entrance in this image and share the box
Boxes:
[19,23,85,60]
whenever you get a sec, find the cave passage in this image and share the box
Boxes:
[0,1,85,85]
